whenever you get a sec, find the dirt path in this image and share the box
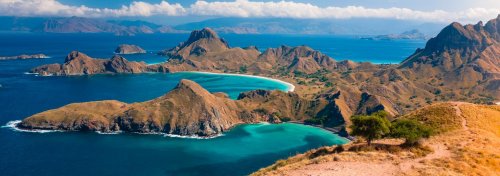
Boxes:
[274,102,476,176]
[450,102,470,131]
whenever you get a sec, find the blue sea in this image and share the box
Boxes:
[0,33,425,176]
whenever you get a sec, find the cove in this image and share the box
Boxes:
[1,122,348,176]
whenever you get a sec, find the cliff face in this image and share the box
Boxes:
[114,44,146,54]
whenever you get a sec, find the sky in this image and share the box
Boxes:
[0,0,498,24]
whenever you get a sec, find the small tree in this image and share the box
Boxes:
[390,119,432,146]
[350,111,391,145]
[239,66,248,73]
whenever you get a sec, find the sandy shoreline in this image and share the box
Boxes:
[177,71,296,92]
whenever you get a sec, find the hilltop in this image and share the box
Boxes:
[253,102,500,175]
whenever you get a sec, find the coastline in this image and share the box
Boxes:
[288,121,353,141]
[177,71,296,92]
[2,120,224,139]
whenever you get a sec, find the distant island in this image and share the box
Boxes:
[0,16,445,36]
[115,44,146,54]
[361,29,430,40]
[0,16,187,36]
[0,54,49,60]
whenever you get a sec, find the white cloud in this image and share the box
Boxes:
[0,0,498,23]
[0,0,185,17]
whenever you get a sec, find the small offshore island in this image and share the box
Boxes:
[114,44,147,54]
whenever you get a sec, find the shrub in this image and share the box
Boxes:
[279,117,291,122]
[239,65,248,73]
[349,111,391,145]
[390,119,432,146]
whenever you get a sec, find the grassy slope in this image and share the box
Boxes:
[252,102,500,176]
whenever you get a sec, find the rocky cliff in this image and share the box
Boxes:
[115,44,146,54]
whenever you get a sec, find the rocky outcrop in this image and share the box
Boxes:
[115,44,146,54]
[0,54,48,60]
[30,51,149,76]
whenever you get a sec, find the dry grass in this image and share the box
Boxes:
[401,102,462,134]
[252,103,500,176]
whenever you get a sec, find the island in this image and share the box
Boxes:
[115,44,147,54]
[18,78,396,136]
[361,29,429,40]
[0,54,49,60]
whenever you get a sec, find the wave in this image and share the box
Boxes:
[2,120,224,139]
[163,133,224,139]
[23,72,39,75]
[1,120,62,133]
[96,131,122,135]
[132,131,224,139]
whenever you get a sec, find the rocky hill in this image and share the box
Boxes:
[17,80,247,136]
[400,15,500,97]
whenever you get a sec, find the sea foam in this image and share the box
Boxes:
[2,120,62,133]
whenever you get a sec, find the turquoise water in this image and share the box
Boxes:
[0,33,423,175]
[1,123,347,176]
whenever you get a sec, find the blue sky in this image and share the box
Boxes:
[1,0,498,24]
